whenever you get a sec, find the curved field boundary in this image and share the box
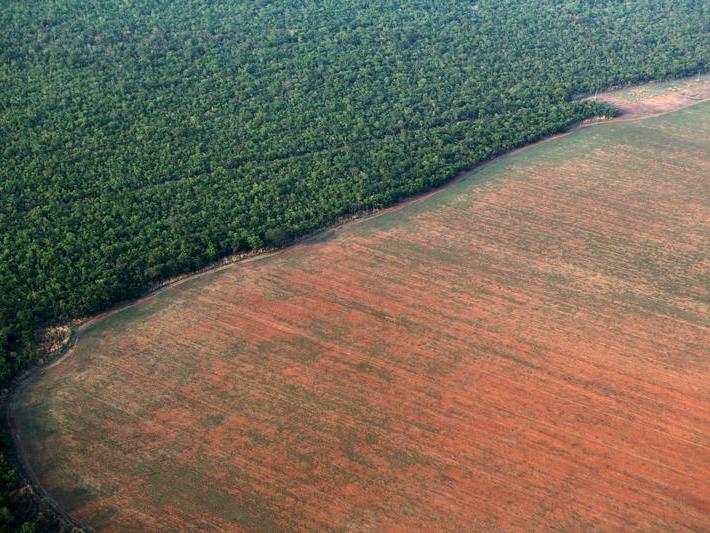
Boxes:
[7,83,710,531]
[22,80,710,377]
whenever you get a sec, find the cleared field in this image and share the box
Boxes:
[595,74,710,118]
[11,103,710,531]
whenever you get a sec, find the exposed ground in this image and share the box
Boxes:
[10,99,710,530]
[592,73,710,119]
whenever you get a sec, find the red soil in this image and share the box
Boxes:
[595,76,710,119]
[11,104,710,531]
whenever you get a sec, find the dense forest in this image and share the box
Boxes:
[0,0,708,527]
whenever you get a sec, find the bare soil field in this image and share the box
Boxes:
[10,101,710,530]
[593,73,710,119]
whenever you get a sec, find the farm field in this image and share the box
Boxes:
[595,74,710,119]
[11,102,710,530]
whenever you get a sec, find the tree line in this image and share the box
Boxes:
[0,0,708,528]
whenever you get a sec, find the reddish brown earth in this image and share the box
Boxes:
[11,102,710,531]
[593,74,710,119]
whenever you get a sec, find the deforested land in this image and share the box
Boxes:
[11,98,710,531]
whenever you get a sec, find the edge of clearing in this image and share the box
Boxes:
[5,78,710,532]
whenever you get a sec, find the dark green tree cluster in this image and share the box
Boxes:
[0,0,708,524]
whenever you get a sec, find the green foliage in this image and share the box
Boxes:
[265,227,293,247]
[0,0,708,524]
